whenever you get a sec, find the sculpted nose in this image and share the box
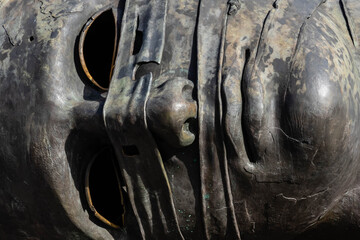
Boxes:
[146,78,197,147]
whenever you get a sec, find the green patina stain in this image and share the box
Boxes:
[204,193,210,200]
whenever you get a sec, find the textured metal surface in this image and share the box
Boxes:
[1,0,360,239]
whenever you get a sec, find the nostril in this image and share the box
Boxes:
[182,83,195,102]
[184,117,196,135]
[178,117,197,146]
[146,77,197,147]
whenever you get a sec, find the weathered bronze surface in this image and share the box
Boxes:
[1,0,360,239]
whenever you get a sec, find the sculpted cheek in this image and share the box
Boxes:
[282,45,355,179]
[286,64,342,120]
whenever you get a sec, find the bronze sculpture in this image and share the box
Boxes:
[1,0,360,239]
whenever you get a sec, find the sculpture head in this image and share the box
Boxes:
[1,0,360,239]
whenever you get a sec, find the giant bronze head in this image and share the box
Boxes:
[1,0,360,239]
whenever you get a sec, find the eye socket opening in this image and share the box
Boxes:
[79,9,118,91]
[85,148,125,229]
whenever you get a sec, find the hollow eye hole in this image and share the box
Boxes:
[79,9,118,91]
[85,148,125,229]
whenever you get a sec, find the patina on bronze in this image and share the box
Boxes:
[1,0,360,239]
